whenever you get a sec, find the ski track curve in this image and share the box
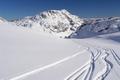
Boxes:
[93,49,113,80]
[65,48,101,80]
[9,48,87,80]
[67,40,119,80]
[65,48,117,80]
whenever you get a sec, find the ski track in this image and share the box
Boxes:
[64,62,90,80]
[110,49,120,66]
[65,47,116,80]
[7,45,120,80]
[9,48,87,80]
[93,49,113,80]
[65,48,101,80]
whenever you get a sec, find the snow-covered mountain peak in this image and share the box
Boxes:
[13,9,84,38]
[39,9,70,16]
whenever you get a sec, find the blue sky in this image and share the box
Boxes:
[0,0,120,20]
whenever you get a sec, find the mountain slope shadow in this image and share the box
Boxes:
[105,35,120,43]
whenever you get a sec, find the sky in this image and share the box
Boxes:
[0,0,120,20]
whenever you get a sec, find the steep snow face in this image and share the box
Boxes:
[13,9,84,38]
[0,17,6,24]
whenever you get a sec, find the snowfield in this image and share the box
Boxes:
[0,23,120,80]
[0,23,86,80]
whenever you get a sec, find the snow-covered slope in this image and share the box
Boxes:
[0,22,120,80]
[12,9,84,38]
[0,23,86,80]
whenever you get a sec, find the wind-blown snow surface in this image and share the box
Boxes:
[0,23,120,80]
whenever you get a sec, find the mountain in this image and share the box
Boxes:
[12,10,120,38]
[84,17,120,33]
[70,17,120,38]
[12,9,84,38]
[0,17,7,24]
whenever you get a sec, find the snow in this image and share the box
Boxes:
[0,23,86,80]
[0,10,120,80]
[0,22,120,80]
[71,34,120,80]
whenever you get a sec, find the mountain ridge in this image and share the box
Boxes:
[1,9,120,38]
